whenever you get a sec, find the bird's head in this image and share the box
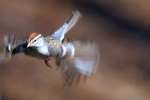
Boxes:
[27,33,45,48]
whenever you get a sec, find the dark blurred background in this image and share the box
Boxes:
[0,0,150,100]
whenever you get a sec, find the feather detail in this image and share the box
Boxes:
[0,35,14,64]
[58,41,100,84]
[28,32,40,42]
[51,10,82,41]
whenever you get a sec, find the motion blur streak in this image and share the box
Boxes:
[0,0,150,100]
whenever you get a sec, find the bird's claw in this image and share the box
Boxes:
[44,59,52,68]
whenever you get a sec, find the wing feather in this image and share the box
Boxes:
[51,11,82,41]
[0,34,27,64]
[59,41,100,84]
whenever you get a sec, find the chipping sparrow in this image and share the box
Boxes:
[3,11,99,84]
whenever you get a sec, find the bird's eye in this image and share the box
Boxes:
[34,40,37,42]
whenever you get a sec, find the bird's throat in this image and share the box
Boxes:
[37,46,49,56]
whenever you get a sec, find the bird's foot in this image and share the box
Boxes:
[44,59,52,68]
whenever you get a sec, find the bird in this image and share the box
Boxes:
[2,11,99,84]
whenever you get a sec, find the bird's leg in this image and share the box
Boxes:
[62,37,70,43]
[74,74,88,85]
[44,58,52,68]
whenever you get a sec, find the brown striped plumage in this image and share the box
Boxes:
[28,32,40,43]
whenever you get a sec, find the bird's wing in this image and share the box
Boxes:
[0,34,27,64]
[50,11,81,41]
[59,41,100,85]
[0,44,6,64]
[0,34,15,64]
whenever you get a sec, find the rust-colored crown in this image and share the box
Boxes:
[28,32,40,42]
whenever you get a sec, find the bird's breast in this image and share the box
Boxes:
[38,46,50,55]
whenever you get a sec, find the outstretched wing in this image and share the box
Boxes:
[51,11,82,41]
[59,41,100,85]
[0,44,7,64]
[0,34,27,64]
[0,34,15,64]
